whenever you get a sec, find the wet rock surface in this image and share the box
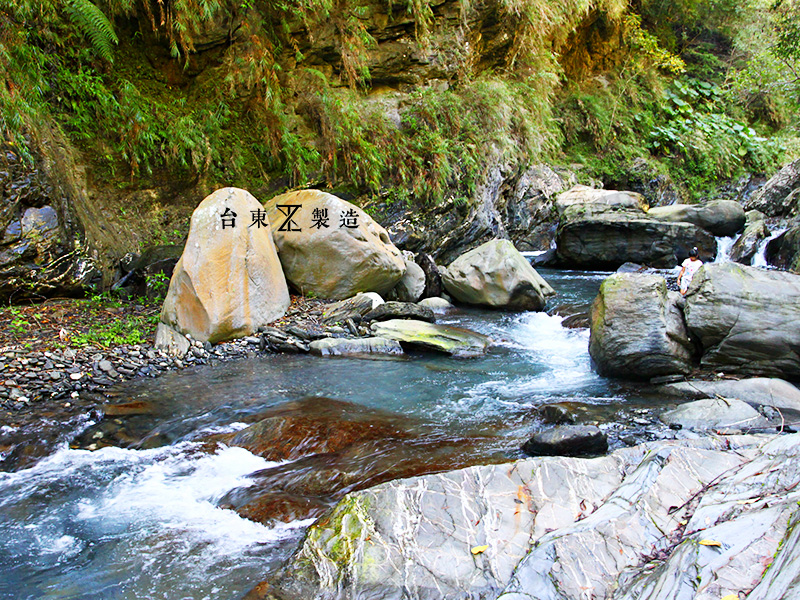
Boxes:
[589,273,694,379]
[370,319,491,356]
[260,433,800,600]
[362,301,435,323]
[685,262,800,378]
[521,424,608,457]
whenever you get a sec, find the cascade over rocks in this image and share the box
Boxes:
[684,263,800,379]
[259,434,800,600]
[157,187,290,346]
[765,226,800,272]
[647,199,746,237]
[730,210,768,264]
[441,239,555,310]
[265,190,405,300]
[589,273,694,379]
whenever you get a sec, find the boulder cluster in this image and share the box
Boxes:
[154,187,556,355]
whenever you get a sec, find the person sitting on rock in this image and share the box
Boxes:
[678,247,703,295]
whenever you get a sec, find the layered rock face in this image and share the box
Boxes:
[684,262,800,378]
[265,190,405,300]
[555,199,716,269]
[647,199,746,237]
[589,273,693,379]
[746,157,800,217]
[158,187,290,345]
[442,239,555,310]
[261,434,800,600]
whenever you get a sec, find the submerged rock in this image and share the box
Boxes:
[685,263,800,378]
[521,425,607,457]
[660,398,767,430]
[589,273,694,379]
[442,239,556,310]
[261,434,800,600]
[265,190,405,299]
[157,187,290,344]
[370,319,491,356]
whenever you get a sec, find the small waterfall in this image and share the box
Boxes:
[752,228,788,268]
[714,236,736,263]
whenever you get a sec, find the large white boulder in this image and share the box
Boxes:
[157,187,290,346]
[265,190,405,300]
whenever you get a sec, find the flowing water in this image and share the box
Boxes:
[0,269,667,600]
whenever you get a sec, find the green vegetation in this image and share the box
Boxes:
[0,0,797,208]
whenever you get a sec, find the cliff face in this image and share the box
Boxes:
[1,0,635,297]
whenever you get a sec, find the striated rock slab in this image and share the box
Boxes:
[261,434,800,600]
[309,337,404,357]
[660,398,767,430]
[659,377,800,413]
[362,301,435,323]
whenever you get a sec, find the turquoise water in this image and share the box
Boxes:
[0,269,648,600]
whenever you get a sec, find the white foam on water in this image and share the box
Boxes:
[752,227,787,268]
[0,443,310,599]
[714,236,736,263]
[441,312,607,418]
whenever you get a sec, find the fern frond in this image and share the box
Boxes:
[65,0,119,62]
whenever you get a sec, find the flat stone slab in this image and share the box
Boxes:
[363,301,436,323]
[661,378,800,413]
[370,319,490,357]
[264,434,800,600]
[309,336,404,357]
[660,397,768,430]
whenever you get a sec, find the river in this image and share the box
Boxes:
[0,269,677,600]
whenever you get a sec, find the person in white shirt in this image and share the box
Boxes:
[678,247,703,295]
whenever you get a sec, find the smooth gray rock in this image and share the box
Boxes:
[363,301,435,324]
[660,398,767,430]
[589,273,694,379]
[555,185,648,215]
[745,157,800,217]
[442,239,556,310]
[321,293,384,324]
[660,378,800,413]
[267,434,800,600]
[309,337,403,357]
[685,263,800,378]
[154,322,190,357]
[370,319,490,357]
[647,200,746,237]
[555,208,717,269]
[730,216,769,264]
[388,253,426,302]
[521,425,607,457]
[417,296,453,312]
